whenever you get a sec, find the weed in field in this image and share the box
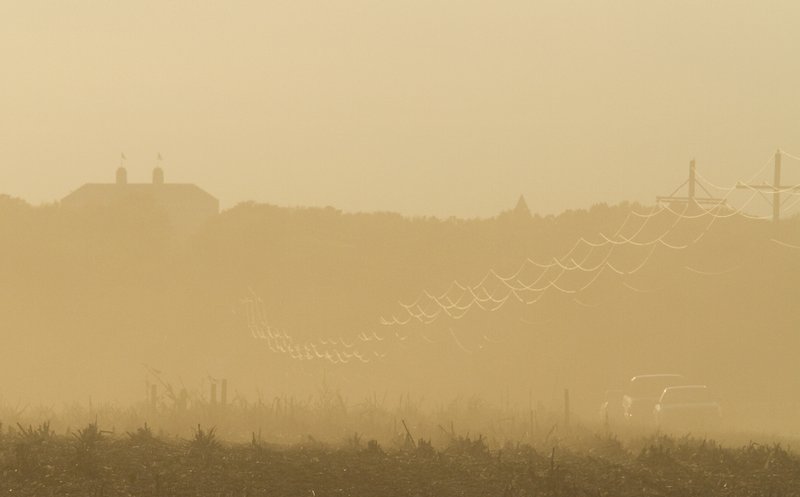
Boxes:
[416,438,435,458]
[345,431,362,451]
[16,421,54,444]
[446,434,490,458]
[126,422,159,448]
[366,438,383,455]
[12,421,56,475]
[73,421,109,476]
[74,422,104,448]
[188,424,221,462]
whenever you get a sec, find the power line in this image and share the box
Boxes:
[656,160,726,209]
[736,149,800,223]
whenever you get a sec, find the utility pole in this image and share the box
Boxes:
[688,159,697,210]
[774,150,782,223]
[736,149,799,223]
[657,159,725,210]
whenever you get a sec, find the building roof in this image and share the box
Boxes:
[61,182,218,207]
[61,173,219,236]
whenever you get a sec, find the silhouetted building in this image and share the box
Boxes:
[513,195,532,218]
[61,165,219,235]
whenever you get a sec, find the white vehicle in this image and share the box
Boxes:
[654,385,721,430]
[622,374,687,425]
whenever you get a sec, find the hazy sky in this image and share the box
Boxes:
[2,0,799,217]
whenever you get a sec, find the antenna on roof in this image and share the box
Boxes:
[117,153,128,184]
[153,152,165,185]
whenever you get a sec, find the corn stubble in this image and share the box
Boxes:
[0,425,798,496]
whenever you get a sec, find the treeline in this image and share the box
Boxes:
[0,193,635,347]
[1,193,799,421]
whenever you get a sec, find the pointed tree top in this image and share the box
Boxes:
[513,194,531,217]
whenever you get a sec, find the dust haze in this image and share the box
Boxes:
[2,0,800,469]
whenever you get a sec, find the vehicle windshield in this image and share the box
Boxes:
[628,375,686,397]
[661,387,711,404]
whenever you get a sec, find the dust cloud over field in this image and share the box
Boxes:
[3,0,800,456]
[1,192,799,440]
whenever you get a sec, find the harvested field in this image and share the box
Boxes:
[3,424,799,496]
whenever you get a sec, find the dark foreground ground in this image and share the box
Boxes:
[2,425,799,496]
